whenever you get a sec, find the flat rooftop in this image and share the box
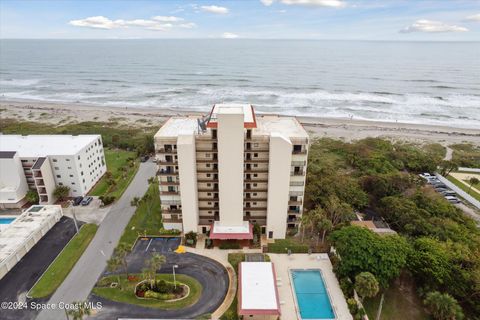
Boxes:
[0,135,101,157]
[0,205,63,263]
[239,262,280,315]
[256,115,309,139]
[207,104,256,128]
[154,117,200,138]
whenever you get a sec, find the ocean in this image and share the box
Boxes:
[0,39,479,128]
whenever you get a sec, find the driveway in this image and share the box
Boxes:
[90,238,229,319]
[36,160,157,320]
[0,217,81,320]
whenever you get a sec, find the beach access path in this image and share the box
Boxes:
[36,160,156,320]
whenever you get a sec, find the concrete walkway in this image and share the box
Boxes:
[36,161,156,320]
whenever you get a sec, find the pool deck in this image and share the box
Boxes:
[269,253,352,320]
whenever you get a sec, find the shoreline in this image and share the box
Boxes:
[1,98,479,146]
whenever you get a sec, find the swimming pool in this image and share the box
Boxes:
[0,217,16,225]
[291,269,335,319]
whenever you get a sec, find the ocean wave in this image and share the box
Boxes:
[0,78,41,86]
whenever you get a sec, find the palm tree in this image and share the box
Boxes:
[115,242,132,279]
[66,301,92,320]
[424,291,464,320]
[300,213,312,243]
[147,253,166,286]
[324,195,354,226]
[106,256,122,289]
[467,177,479,194]
[130,196,140,207]
[317,217,333,245]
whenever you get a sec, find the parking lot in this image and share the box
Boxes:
[0,217,81,320]
[420,173,462,204]
[91,236,229,319]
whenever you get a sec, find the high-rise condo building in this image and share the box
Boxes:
[154,104,309,240]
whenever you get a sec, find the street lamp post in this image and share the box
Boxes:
[68,200,79,234]
[172,264,178,289]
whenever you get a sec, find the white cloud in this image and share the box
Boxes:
[69,15,194,32]
[179,22,197,29]
[222,32,239,39]
[201,5,229,14]
[260,0,275,5]
[400,20,468,33]
[260,0,346,7]
[465,13,480,22]
[69,16,120,29]
[153,16,184,22]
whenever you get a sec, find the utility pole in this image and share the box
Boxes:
[173,264,178,289]
[69,200,79,234]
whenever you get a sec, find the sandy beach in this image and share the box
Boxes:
[1,99,479,147]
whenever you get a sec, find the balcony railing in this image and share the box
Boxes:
[160,181,179,185]
[162,208,182,214]
[292,149,307,155]
[288,200,302,205]
[157,148,177,153]
[157,169,178,175]
[291,171,305,176]
[161,191,180,195]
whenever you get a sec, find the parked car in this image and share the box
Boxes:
[432,183,447,188]
[445,196,461,204]
[73,196,83,206]
[81,196,93,206]
[140,155,149,162]
[435,188,450,193]
[441,191,457,197]
[419,173,432,179]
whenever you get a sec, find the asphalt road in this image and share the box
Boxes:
[90,248,229,320]
[0,217,80,320]
[36,160,156,320]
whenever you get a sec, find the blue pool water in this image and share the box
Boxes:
[291,270,335,319]
[0,218,16,225]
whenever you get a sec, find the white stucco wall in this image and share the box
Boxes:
[217,107,245,226]
[177,134,199,233]
[0,154,28,205]
[266,133,292,239]
[36,158,57,204]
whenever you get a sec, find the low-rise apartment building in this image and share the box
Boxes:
[0,135,106,208]
[154,104,309,240]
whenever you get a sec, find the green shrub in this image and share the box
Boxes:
[347,298,359,315]
[267,239,309,253]
[219,241,241,250]
[97,277,113,287]
[100,195,116,205]
[158,228,181,235]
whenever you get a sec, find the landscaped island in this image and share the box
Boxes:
[93,273,202,310]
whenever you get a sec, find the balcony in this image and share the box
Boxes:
[161,191,180,196]
[163,217,183,223]
[162,208,182,214]
[199,197,219,201]
[157,160,176,165]
[244,188,268,192]
[291,171,305,176]
[157,169,178,176]
[198,188,218,192]
[244,159,269,163]
[36,179,45,186]
[199,206,220,211]
[197,159,217,163]
[289,200,302,205]
[243,207,267,211]
[244,179,268,183]
[160,181,179,185]
[197,168,218,173]
[288,209,301,214]
[157,148,177,154]
[197,179,219,183]
[292,149,307,155]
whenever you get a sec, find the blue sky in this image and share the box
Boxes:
[1,0,479,40]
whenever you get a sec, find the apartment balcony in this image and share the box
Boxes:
[157,169,178,176]
[287,217,299,223]
[244,179,268,183]
[243,207,267,211]
[159,181,179,186]
[196,147,217,152]
[288,209,301,214]
[197,178,219,183]
[198,188,219,192]
[162,208,182,214]
[243,215,267,221]
[244,188,268,192]
[292,149,307,155]
[157,148,177,154]
[37,187,47,195]
[289,200,302,205]
[199,197,219,202]
[199,206,220,211]
[36,179,45,186]
[245,147,269,152]
[163,217,183,223]
[161,191,180,196]
[197,168,218,173]
[244,159,269,163]
[33,171,43,178]
[291,171,305,176]
[196,159,217,163]
[157,160,176,165]
[244,169,268,173]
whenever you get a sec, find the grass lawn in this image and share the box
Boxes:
[447,175,480,202]
[363,282,428,320]
[29,224,98,298]
[92,273,202,310]
[89,148,139,199]
[118,180,163,247]
[267,238,309,253]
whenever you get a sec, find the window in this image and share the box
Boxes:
[54,167,59,170]
[207,193,211,196]
[207,183,211,187]
[206,153,210,158]
[78,155,80,160]
[71,182,75,185]
[253,164,258,167]
[268,231,273,239]
[59,182,63,186]
[52,159,58,162]
[206,164,211,167]
[254,174,258,177]
[69,174,73,177]
[207,174,211,177]
[68,166,72,169]
[56,175,61,178]
[254,153,258,157]
[66,159,70,162]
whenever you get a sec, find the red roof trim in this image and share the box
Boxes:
[209,223,253,240]
[238,262,281,316]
